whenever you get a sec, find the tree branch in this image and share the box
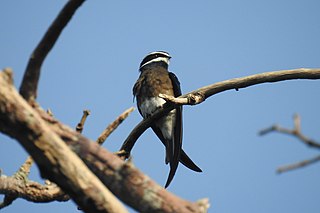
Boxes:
[0,69,128,213]
[119,68,320,158]
[0,69,208,213]
[19,0,85,102]
[39,97,208,212]
[276,155,320,174]
[96,107,135,145]
[0,156,35,209]
[260,114,320,173]
[0,176,69,205]
[259,114,320,149]
[76,110,91,133]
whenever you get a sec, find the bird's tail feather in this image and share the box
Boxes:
[180,150,202,172]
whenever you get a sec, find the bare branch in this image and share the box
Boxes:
[0,176,69,204]
[0,154,35,211]
[196,198,210,213]
[0,69,207,213]
[42,104,207,212]
[96,107,134,145]
[19,0,85,102]
[14,156,33,180]
[0,69,128,213]
[119,68,320,158]
[188,68,320,99]
[260,114,320,173]
[259,124,293,136]
[277,155,320,174]
[1,111,55,209]
[159,93,205,105]
[293,113,301,132]
[76,110,91,133]
[259,114,320,149]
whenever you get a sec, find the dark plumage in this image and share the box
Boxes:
[133,51,202,188]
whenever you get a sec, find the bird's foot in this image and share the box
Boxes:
[115,150,130,160]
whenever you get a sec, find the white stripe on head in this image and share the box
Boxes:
[140,56,170,68]
[139,51,171,70]
[148,51,171,58]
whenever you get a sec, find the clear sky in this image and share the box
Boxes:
[1,0,320,212]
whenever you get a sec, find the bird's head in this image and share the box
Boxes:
[139,51,171,71]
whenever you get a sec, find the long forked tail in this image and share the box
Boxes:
[180,149,202,172]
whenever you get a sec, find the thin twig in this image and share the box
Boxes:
[46,109,54,117]
[19,0,85,102]
[259,114,320,149]
[14,156,33,181]
[119,68,320,158]
[0,154,35,209]
[260,114,320,173]
[75,110,91,133]
[277,155,320,174]
[96,107,134,145]
[293,113,301,132]
[196,198,210,213]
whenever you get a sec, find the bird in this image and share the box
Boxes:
[133,51,202,188]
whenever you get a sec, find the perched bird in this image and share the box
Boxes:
[133,51,202,188]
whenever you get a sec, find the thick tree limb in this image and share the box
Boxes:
[0,69,208,212]
[260,114,320,173]
[0,108,89,209]
[0,109,91,209]
[119,68,320,158]
[19,0,85,102]
[0,69,128,213]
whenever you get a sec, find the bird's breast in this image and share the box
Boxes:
[139,97,176,140]
[139,97,166,118]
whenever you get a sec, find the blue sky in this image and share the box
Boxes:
[1,0,320,212]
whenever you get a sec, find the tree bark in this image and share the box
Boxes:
[0,68,208,213]
[0,68,128,213]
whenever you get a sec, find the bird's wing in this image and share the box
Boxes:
[168,72,202,172]
[162,72,183,188]
[133,75,144,115]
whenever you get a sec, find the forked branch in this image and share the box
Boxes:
[0,68,208,213]
[260,114,320,173]
[1,69,128,213]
